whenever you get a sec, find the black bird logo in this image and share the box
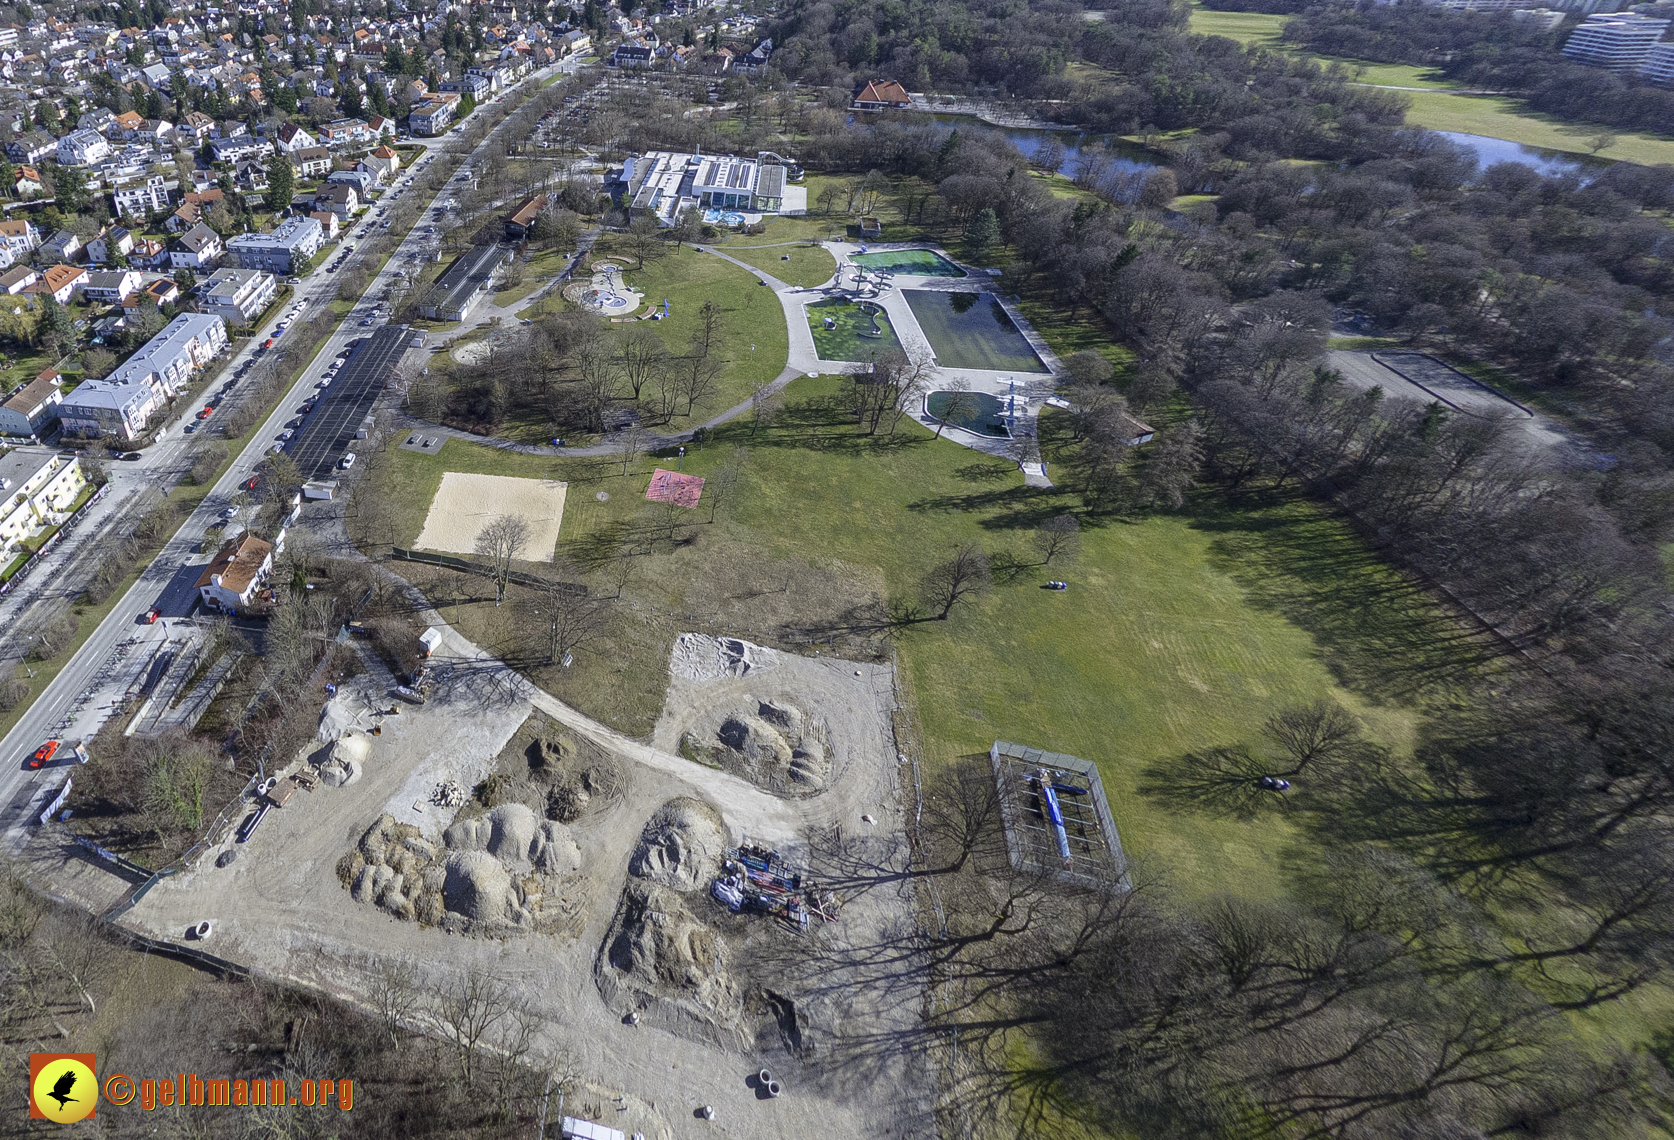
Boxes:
[46,1069,78,1110]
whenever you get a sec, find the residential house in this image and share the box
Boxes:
[195,531,273,612]
[235,158,268,193]
[12,166,41,198]
[169,222,223,270]
[409,93,460,136]
[81,269,143,303]
[0,371,62,436]
[56,128,112,166]
[275,122,317,153]
[612,41,653,67]
[125,277,179,311]
[292,145,332,179]
[504,193,545,240]
[314,182,359,218]
[24,264,87,304]
[36,230,82,264]
[177,110,214,141]
[308,210,341,239]
[87,226,135,265]
[195,266,275,324]
[326,168,374,197]
[105,109,143,138]
[226,215,323,274]
[366,114,396,139]
[0,452,86,552]
[0,266,38,294]
[136,118,173,144]
[112,174,173,218]
[0,220,37,260]
[851,79,911,109]
[5,130,54,164]
[210,134,266,163]
[127,237,169,270]
[320,118,372,147]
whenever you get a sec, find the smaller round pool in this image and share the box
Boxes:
[926,390,1011,437]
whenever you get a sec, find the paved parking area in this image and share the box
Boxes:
[284,326,416,480]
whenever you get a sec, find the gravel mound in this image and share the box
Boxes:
[443,850,531,928]
[629,798,725,892]
[318,732,372,787]
[671,634,779,681]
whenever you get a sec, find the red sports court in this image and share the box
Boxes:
[645,468,705,508]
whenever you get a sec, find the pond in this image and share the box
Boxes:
[916,113,1163,178]
[926,390,1012,437]
[806,297,901,362]
[851,248,965,277]
[904,290,1050,374]
[1435,131,1607,181]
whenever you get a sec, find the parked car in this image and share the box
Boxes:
[119,452,141,461]
[340,453,356,470]
[28,740,59,768]
[243,476,259,490]
[143,608,161,624]
[276,429,294,441]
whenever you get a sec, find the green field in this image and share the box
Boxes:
[853,249,966,277]
[1186,5,1290,47]
[807,297,901,362]
[721,242,838,288]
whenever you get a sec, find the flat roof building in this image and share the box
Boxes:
[619,150,791,225]
[226,215,324,275]
[197,267,276,325]
[59,312,227,440]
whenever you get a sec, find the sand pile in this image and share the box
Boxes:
[525,732,624,823]
[671,634,779,682]
[629,798,725,892]
[317,732,371,787]
[687,697,832,793]
[340,803,580,931]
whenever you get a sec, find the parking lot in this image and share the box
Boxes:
[283,326,416,480]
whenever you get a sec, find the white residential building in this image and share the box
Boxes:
[1641,40,1674,85]
[226,215,323,274]
[59,313,227,440]
[55,127,112,166]
[196,266,275,324]
[0,451,86,553]
[1563,12,1672,71]
[112,174,172,217]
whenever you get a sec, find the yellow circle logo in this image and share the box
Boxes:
[31,1056,96,1122]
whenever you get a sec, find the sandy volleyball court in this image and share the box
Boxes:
[414,472,568,562]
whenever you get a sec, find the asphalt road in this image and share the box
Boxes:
[0,58,579,846]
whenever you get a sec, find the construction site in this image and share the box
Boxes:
[36,627,931,1139]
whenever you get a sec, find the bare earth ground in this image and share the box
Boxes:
[415,471,569,561]
[74,629,929,1140]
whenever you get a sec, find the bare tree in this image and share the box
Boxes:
[922,545,991,620]
[691,299,725,359]
[932,380,980,439]
[616,422,647,477]
[429,970,514,1090]
[369,956,419,1045]
[517,579,605,666]
[1263,699,1361,779]
[613,326,669,401]
[474,514,531,605]
[670,351,724,417]
[750,380,783,435]
[1034,514,1081,566]
[706,446,746,523]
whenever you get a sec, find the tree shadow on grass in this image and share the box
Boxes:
[1187,486,1512,704]
[1139,746,1293,822]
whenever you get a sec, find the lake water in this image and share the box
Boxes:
[1434,131,1606,180]
[918,113,1160,177]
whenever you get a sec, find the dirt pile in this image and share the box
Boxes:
[527,732,624,823]
[629,798,725,892]
[339,803,580,932]
[684,698,832,794]
[317,732,371,787]
[599,879,743,1039]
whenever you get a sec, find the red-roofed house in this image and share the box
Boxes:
[852,80,911,109]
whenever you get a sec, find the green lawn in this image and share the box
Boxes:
[363,376,1463,896]
[1398,89,1674,165]
[1187,4,1291,47]
[723,243,838,288]
[605,242,791,424]
[806,297,901,362]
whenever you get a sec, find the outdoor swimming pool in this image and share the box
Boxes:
[903,291,1049,373]
[806,297,902,361]
[926,390,1012,436]
[851,249,966,277]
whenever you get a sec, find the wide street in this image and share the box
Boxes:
[0,56,582,847]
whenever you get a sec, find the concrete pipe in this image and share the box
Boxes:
[758,1069,772,1086]
[193,920,213,939]
[767,1081,782,1098]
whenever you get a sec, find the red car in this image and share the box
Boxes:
[143,607,160,624]
[243,476,259,491]
[197,406,214,419]
[28,740,59,769]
